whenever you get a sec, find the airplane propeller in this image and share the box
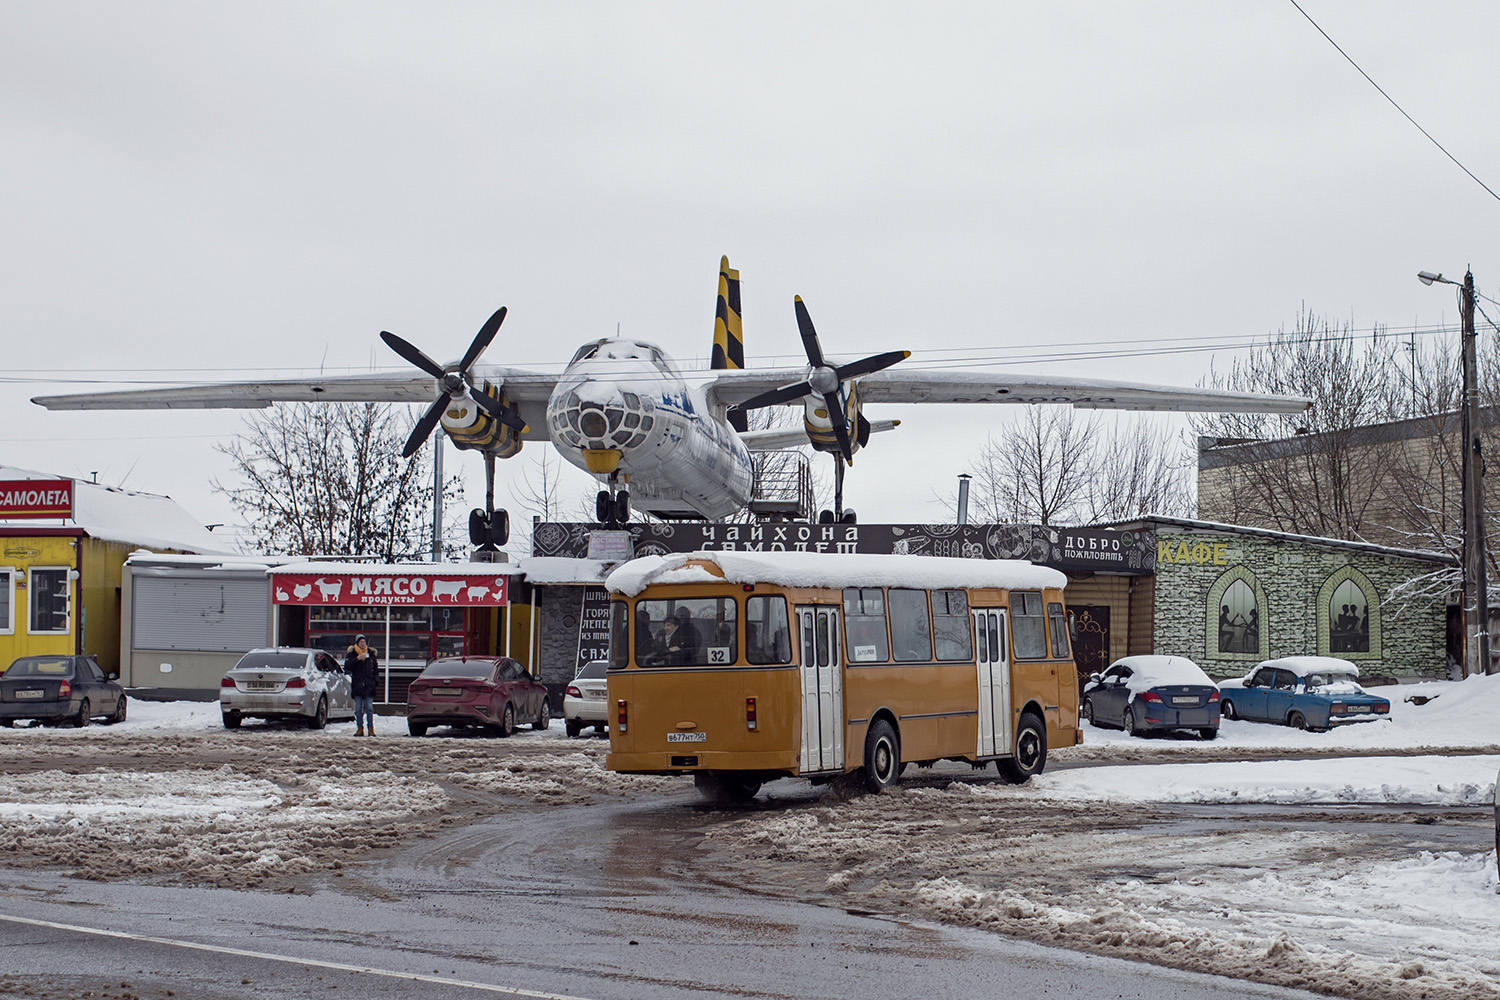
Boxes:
[732,296,908,463]
[380,307,528,458]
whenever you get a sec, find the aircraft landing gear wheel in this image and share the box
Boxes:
[492,508,509,546]
[596,491,612,524]
[818,509,835,524]
[614,491,630,524]
[840,509,857,524]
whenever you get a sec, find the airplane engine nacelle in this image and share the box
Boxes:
[803,380,870,458]
[441,380,524,459]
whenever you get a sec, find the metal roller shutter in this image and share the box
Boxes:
[132,573,269,651]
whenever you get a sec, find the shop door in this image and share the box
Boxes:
[797,605,843,774]
[973,608,1012,757]
[1069,605,1111,692]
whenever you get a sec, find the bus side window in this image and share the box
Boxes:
[933,589,972,660]
[842,587,890,662]
[890,588,932,662]
[1048,601,1071,658]
[747,595,790,664]
[1012,592,1047,658]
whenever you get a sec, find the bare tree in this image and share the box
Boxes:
[1192,310,1404,540]
[213,403,465,559]
[949,407,1100,525]
[1084,416,1196,522]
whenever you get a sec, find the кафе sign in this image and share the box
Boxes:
[0,479,74,519]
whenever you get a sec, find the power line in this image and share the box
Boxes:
[1288,0,1500,204]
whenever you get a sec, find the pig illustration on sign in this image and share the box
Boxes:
[315,578,343,602]
[431,579,464,602]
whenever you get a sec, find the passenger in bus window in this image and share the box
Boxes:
[661,612,701,665]
[635,607,655,663]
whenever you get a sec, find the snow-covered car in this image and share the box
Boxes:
[1082,654,1220,739]
[1218,656,1390,731]
[406,656,550,737]
[0,655,127,728]
[563,659,609,737]
[220,647,354,730]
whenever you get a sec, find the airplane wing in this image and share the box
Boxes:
[739,419,900,452]
[698,367,1311,414]
[30,369,564,439]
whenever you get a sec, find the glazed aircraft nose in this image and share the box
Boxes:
[547,387,657,453]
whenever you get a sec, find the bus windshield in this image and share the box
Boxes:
[635,596,738,666]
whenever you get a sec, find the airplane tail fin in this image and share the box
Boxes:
[712,256,748,432]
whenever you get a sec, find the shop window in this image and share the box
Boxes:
[1217,580,1260,654]
[29,567,70,635]
[1206,567,1269,661]
[0,568,12,634]
[1317,566,1380,659]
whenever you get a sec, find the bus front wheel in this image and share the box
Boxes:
[997,711,1047,784]
[860,719,901,793]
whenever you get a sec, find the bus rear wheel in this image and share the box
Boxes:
[860,719,901,793]
[694,771,762,802]
[997,711,1047,784]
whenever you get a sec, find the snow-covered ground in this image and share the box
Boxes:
[0,675,1496,998]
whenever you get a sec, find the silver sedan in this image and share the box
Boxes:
[563,659,609,737]
[220,648,355,729]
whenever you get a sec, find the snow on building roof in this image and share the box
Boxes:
[0,465,231,554]
[267,561,524,577]
[515,557,610,585]
[605,551,1067,597]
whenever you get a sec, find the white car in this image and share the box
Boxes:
[220,647,355,729]
[563,659,609,737]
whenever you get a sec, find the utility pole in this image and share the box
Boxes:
[1459,270,1491,675]
[430,428,444,562]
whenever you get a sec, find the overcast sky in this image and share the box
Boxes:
[5,2,1500,549]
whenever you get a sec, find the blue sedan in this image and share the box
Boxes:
[1082,655,1220,740]
[1218,656,1390,732]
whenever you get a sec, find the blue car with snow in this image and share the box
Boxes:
[1081,655,1220,740]
[1218,656,1390,732]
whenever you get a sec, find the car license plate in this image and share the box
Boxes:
[667,731,706,743]
[1348,706,1370,714]
[244,681,278,691]
[1172,697,1198,705]
[430,688,461,697]
[15,689,43,700]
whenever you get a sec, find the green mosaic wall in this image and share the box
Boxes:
[1150,529,1449,680]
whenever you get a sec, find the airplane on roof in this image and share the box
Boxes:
[33,257,1311,541]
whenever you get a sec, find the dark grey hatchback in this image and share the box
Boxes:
[0,655,127,727]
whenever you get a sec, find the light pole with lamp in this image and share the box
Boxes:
[1418,268,1491,676]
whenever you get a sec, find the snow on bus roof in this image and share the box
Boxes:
[605,551,1066,597]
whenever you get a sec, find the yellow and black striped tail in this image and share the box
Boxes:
[712,255,748,432]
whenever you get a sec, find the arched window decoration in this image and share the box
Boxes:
[1317,566,1380,659]
[1206,566,1270,661]
[1218,580,1260,654]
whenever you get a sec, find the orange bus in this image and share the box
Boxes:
[604,551,1080,799]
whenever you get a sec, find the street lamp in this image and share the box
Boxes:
[1418,268,1491,676]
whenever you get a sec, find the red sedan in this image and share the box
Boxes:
[406,657,550,738]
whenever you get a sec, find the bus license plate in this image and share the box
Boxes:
[667,732,706,743]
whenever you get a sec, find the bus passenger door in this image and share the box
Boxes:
[973,608,1012,757]
[797,606,844,774]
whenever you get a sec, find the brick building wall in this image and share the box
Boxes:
[1150,526,1449,680]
